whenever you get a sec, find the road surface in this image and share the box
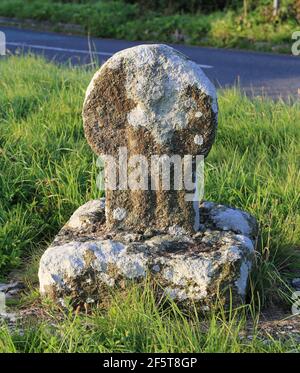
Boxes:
[1,26,300,100]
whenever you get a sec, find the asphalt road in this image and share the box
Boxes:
[1,26,300,99]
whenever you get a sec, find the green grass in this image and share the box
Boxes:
[1,282,299,353]
[0,0,299,53]
[0,54,299,352]
[0,55,99,277]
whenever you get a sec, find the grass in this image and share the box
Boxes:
[0,0,299,53]
[1,282,299,353]
[0,54,299,352]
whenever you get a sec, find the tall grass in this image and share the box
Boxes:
[0,282,299,353]
[0,55,99,277]
[206,90,300,305]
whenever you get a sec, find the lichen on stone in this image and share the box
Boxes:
[39,199,258,309]
[82,44,218,233]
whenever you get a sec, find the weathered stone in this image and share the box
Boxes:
[200,201,258,239]
[39,199,257,308]
[292,278,300,291]
[66,199,105,230]
[0,281,24,293]
[82,44,218,233]
[0,281,25,300]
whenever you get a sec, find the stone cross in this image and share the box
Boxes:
[82,44,217,233]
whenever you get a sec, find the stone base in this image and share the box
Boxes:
[38,199,258,309]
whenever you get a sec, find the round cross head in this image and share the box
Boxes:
[82,44,218,158]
